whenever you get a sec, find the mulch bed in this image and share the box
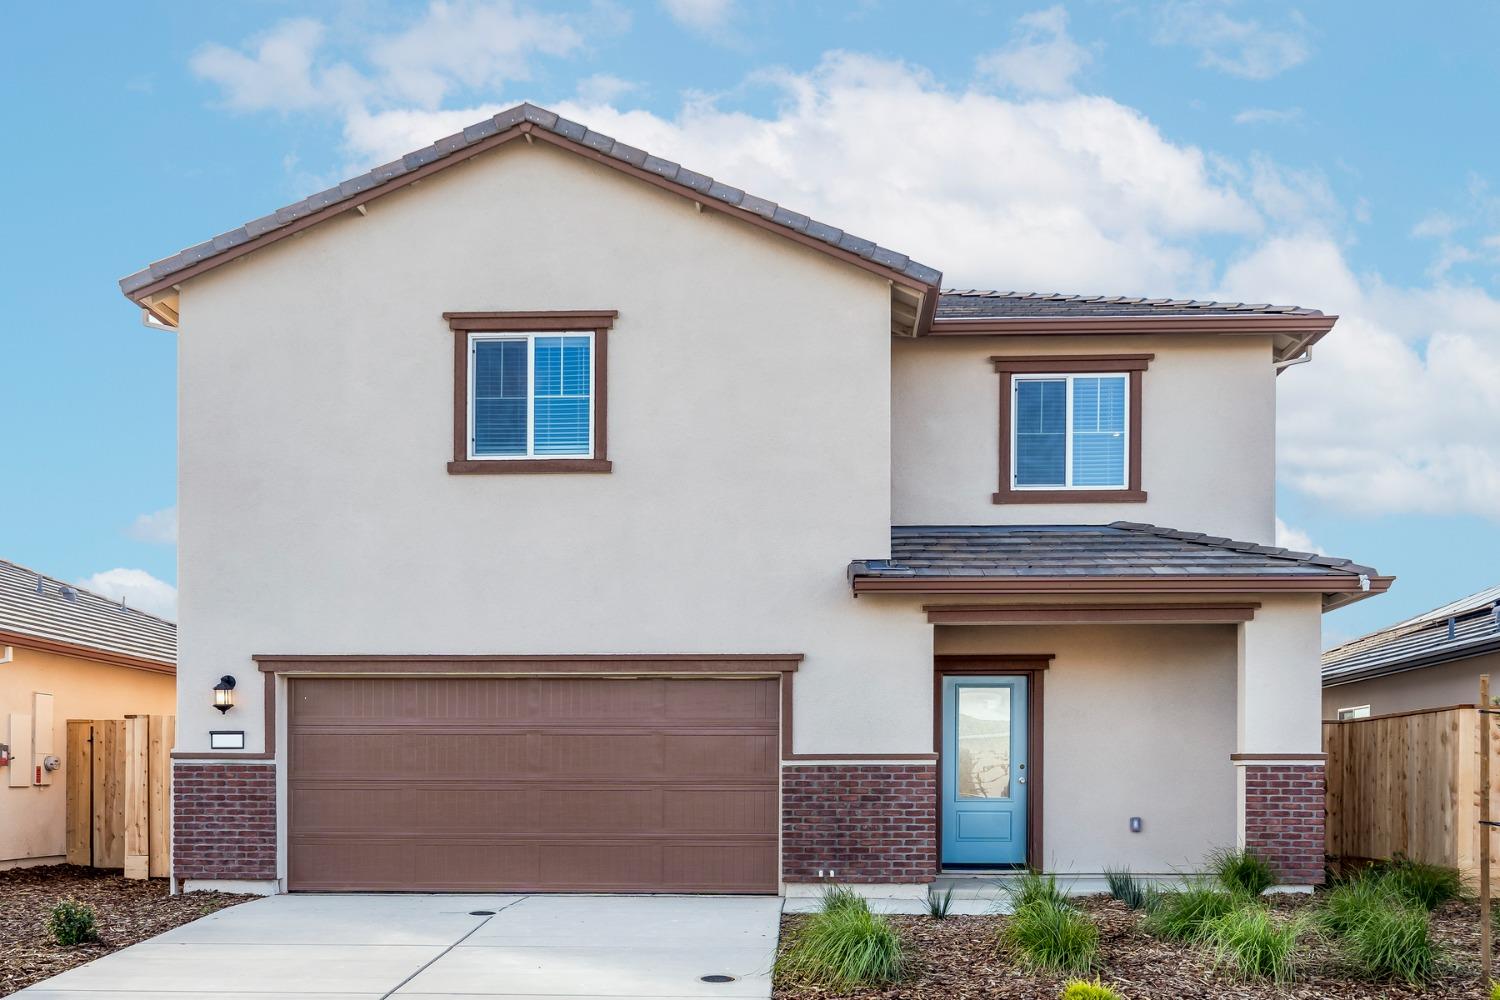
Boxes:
[0,864,253,997]
[774,894,1495,999]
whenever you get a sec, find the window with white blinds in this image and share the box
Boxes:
[470,332,593,459]
[1012,373,1128,489]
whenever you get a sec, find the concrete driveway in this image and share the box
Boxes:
[16,894,784,999]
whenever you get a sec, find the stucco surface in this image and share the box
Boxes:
[175,139,932,757]
[0,647,174,864]
[1323,649,1498,718]
[891,334,1277,541]
[936,621,1239,873]
[1238,594,1324,754]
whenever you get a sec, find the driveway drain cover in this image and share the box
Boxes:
[469,910,495,916]
[700,975,737,983]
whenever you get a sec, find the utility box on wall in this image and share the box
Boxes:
[6,713,31,788]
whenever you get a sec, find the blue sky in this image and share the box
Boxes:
[3,1,1498,643]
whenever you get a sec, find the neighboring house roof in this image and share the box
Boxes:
[936,290,1324,319]
[0,559,176,672]
[849,523,1389,608]
[118,102,942,327]
[1322,584,1500,687]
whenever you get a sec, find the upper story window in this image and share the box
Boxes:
[444,311,616,475]
[991,354,1151,504]
[1336,705,1371,721]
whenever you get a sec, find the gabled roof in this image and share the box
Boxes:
[1322,584,1500,686]
[119,102,942,327]
[849,522,1390,609]
[0,559,175,672]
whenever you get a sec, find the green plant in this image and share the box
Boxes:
[926,885,955,919]
[1203,905,1303,982]
[1320,872,1400,938]
[1207,847,1276,897]
[46,901,98,946]
[1490,981,1500,1000]
[817,883,868,916]
[1380,857,1462,911]
[1059,978,1123,1000]
[1103,866,1152,909]
[1002,868,1068,911]
[1342,902,1435,984]
[1146,883,1239,942]
[776,904,905,990]
[998,898,1098,975]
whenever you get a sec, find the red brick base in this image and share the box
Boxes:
[1244,763,1325,885]
[173,762,277,881]
[782,764,937,884]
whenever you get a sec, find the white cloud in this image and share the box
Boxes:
[1155,1,1311,80]
[127,506,177,545]
[976,5,1092,97]
[661,0,736,35]
[191,18,366,112]
[1274,517,1318,553]
[77,569,178,620]
[575,73,639,105]
[1411,211,1458,240]
[1233,107,1303,126]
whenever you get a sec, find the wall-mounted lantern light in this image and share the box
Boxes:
[213,675,237,714]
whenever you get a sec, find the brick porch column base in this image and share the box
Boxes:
[782,763,937,884]
[1243,763,1325,885]
[173,762,277,880]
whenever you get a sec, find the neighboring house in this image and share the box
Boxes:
[0,560,175,868]
[118,103,1389,897]
[1322,586,1500,720]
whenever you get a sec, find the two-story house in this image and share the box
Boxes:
[120,103,1388,897]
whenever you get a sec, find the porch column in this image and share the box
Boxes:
[1235,594,1326,885]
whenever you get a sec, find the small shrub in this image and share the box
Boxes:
[1060,978,1123,1000]
[1490,981,1500,1000]
[1381,857,1462,911]
[926,885,955,919]
[818,883,868,916]
[1146,883,1239,942]
[1103,866,1150,910]
[1320,873,1399,938]
[46,901,98,946]
[777,904,904,990]
[1207,847,1276,897]
[998,898,1098,975]
[1342,902,1435,984]
[1003,868,1068,911]
[1203,905,1303,982]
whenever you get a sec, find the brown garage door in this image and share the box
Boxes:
[287,675,779,892]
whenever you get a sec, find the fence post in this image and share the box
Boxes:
[1481,675,1492,984]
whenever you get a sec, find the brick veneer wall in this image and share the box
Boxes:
[173,762,277,881]
[782,764,937,883]
[1243,763,1325,885]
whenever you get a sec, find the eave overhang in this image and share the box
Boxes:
[851,574,1394,612]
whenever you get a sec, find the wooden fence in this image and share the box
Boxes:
[1324,704,1499,887]
[65,716,174,878]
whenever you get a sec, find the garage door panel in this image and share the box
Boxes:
[288,676,780,892]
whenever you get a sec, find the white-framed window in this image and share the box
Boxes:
[1011,373,1129,490]
[468,331,594,460]
[1337,705,1371,721]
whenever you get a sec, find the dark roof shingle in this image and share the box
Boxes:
[1322,584,1500,685]
[935,290,1323,320]
[0,559,175,667]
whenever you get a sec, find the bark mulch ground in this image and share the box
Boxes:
[774,895,1494,1000]
[0,864,253,997]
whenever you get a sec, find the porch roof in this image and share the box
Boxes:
[848,523,1390,609]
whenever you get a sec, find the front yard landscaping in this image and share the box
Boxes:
[774,857,1493,1000]
[0,864,252,996]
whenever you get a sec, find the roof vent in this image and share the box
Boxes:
[1448,617,1457,641]
[34,574,43,595]
[58,585,78,603]
[1493,604,1500,631]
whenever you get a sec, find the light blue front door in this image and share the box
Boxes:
[941,675,1028,866]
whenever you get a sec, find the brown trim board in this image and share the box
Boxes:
[1230,753,1327,762]
[992,355,1150,505]
[934,655,1049,873]
[0,629,175,675]
[447,311,615,475]
[924,602,1260,625]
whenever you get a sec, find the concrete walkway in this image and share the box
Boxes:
[16,894,785,999]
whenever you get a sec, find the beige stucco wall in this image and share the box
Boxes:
[891,335,1277,542]
[935,621,1239,873]
[175,139,934,758]
[1323,650,1499,719]
[0,646,174,865]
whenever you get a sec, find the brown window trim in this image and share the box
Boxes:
[933,654,1050,873]
[992,353,1152,505]
[444,310,617,475]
